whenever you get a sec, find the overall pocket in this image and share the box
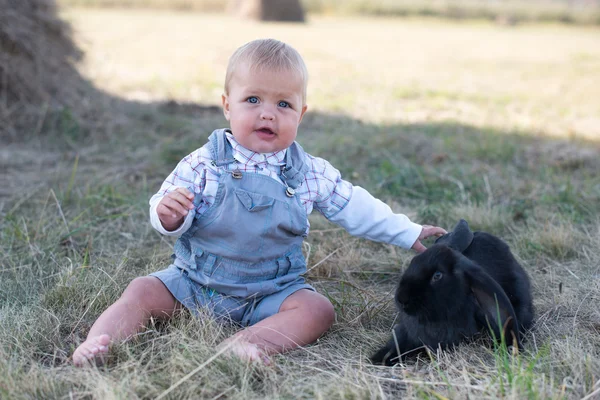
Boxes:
[235,189,275,212]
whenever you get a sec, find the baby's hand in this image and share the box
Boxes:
[157,187,195,231]
[411,225,447,254]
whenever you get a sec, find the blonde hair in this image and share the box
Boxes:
[224,39,308,105]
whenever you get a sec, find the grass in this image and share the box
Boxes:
[1,9,600,399]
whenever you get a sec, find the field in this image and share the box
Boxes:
[57,0,600,25]
[1,8,600,399]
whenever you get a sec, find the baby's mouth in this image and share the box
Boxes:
[256,127,276,135]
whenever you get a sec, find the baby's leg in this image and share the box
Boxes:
[73,276,180,367]
[221,289,335,363]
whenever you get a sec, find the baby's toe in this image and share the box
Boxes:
[72,335,112,367]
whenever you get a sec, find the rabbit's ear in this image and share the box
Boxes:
[461,258,522,348]
[435,219,473,253]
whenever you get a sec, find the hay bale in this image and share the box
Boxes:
[228,0,305,22]
[0,0,86,138]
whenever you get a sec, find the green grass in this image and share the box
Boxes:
[1,9,600,399]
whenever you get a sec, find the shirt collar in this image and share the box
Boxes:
[225,131,287,166]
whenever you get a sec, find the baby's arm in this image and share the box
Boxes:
[156,188,195,231]
[328,186,445,252]
[410,225,447,253]
[150,192,195,235]
[309,156,445,251]
[326,185,423,249]
[149,147,209,236]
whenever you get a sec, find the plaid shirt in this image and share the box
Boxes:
[150,132,422,249]
[150,131,352,225]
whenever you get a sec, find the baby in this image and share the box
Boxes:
[72,38,446,366]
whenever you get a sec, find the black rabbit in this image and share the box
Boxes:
[371,219,533,366]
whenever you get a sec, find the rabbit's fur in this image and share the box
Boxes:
[371,219,533,366]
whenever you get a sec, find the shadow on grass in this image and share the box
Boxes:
[2,90,598,305]
[2,83,599,229]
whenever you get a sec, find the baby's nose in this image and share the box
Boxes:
[260,106,275,120]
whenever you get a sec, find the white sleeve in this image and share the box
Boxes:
[327,186,422,249]
[148,146,209,237]
[149,193,195,236]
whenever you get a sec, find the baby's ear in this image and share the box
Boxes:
[298,104,308,123]
[222,94,231,121]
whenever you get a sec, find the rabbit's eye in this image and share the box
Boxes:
[431,271,443,282]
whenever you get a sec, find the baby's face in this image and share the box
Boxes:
[222,63,307,154]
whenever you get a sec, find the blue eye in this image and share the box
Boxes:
[247,96,259,104]
[431,271,443,282]
[278,101,290,108]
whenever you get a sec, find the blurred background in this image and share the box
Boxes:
[2,0,599,142]
[58,0,600,24]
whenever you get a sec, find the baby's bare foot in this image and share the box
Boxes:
[219,338,271,366]
[72,334,111,367]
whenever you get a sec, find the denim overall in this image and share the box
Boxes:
[151,129,314,326]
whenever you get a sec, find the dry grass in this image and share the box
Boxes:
[57,0,600,25]
[1,8,600,400]
[0,0,95,141]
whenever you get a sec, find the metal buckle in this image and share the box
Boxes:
[285,187,295,197]
[232,170,242,179]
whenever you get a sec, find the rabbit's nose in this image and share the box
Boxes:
[395,290,409,306]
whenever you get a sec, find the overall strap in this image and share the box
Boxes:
[281,141,309,189]
[207,128,235,167]
[208,128,308,190]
